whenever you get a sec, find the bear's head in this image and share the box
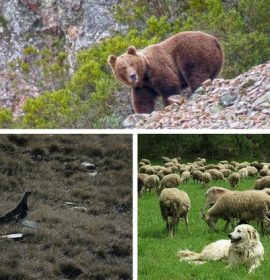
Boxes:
[108,46,147,88]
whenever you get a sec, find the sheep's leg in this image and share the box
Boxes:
[260,221,265,234]
[184,215,191,233]
[166,219,169,231]
[169,223,173,238]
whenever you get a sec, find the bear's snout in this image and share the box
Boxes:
[130,74,137,82]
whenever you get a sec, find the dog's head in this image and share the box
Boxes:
[228,224,259,244]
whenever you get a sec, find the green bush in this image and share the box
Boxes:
[0,109,13,128]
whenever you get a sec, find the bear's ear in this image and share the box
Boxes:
[108,55,117,68]
[127,46,137,55]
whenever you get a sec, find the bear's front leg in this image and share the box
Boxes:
[132,87,158,114]
[159,84,181,107]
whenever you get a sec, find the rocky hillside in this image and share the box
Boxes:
[0,0,118,116]
[0,134,132,279]
[126,61,270,129]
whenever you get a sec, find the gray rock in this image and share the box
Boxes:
[240,78,256,89]
[71,206,87,212]
[123,114,149,128]
[1,233,24,240]
[210,104,223,116]
[219,93,237,107]
[21,219,39,229]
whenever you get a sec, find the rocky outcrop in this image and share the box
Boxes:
[0,0,118,115]
[126,61,270,129]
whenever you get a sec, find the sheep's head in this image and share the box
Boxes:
[200,209,208,220]
[200,210,217,231]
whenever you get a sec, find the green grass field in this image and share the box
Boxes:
[138,177,270,280]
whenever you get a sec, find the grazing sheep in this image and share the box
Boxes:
[140,159,151,165]
[194,166,205,172]
[139,161,146,167]
[239,168,248,179]
[251,161,263,171]
[231,161,239,168]
[246,166,258,177]
[138,173,148,196]
[253,176,270,190]
[207,169,226,181]
[228,172,240,189]
[260,166,270,177]
[260,188,270,196]
[165,162,175,168]
[220,168,232,178]
[205,164,220,171]
[202,172,212,187]
[261,170,270,177]
[181,171,191,184]
[171,158,180,164]
[162,156,171,163]
[159,174,182,192]
[201,186,232,212]
[194,159,206,167]
[224,164,235,171]
[202,190,270,232]
[139,165,155,175]
[157,167,172,178]
[192,170,204,184]
[143,175,160,193]
[237,161,250,169]
[159,188,191,236]
[170,165,179,173]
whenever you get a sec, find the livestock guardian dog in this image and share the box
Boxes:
[177,224,264,273]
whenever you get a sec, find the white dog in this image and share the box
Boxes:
[177,224,264,273]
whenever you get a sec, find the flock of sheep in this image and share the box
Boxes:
[138,156,270,236]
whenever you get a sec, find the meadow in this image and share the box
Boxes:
[138,172,270,280]
[0,134,132,279]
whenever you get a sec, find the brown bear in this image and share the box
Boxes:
[108,31,224,114]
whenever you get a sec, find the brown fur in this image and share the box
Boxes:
[108,31,224,113]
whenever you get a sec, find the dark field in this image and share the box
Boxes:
[0,134,132,280]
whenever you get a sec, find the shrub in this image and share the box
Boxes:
[0,109,13,128]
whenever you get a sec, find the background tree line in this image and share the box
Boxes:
[138,134,270,162]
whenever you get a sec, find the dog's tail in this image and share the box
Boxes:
[177,250,206,264]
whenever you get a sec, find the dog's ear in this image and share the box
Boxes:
[248,229,258,240]
[252,229,258,240]
[247,230,252,240]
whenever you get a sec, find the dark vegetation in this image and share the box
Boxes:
[1,0,269,128]
[138,134,270,162]
[0,135,132,279]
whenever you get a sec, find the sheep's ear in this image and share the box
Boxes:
[127,46,137,55]
[108,55,117,68]
[200,210,207,220]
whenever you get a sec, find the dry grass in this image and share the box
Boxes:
[0,135,132,279]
